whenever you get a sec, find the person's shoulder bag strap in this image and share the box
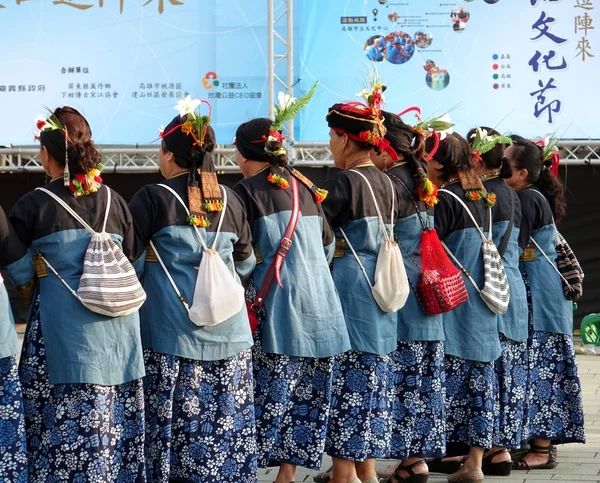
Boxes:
[251,176,301,313]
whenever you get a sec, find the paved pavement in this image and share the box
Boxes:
[259,353,600,483]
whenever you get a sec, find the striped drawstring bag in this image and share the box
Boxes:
[36,186,146,317]
[439,189,511,315]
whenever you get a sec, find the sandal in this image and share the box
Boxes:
[386,460,429,483]
[426,457,463,475]
[512,443,557,470]
[313,465,333,483]
[482,448,512,476]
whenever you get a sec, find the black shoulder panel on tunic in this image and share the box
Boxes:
[434,182,489,241]
[517,186,555,250]
[9,180,136,259]
[128,174,254,262]
[483,177,522,229]
[321,165,401,229]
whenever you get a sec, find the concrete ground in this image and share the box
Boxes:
[259,353,600,483]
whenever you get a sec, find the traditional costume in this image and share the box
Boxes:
[322,85,400,462]
[129,100,258,483]
[9,109,146,482]
[234,88,350,471]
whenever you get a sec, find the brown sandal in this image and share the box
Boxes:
[512,443,557,470]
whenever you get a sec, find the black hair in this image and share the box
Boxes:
[161,115,216,170]
[381,111,426,179]
[466,126,512,179]
[510,135,567,222]
[39,106,102,174]
[235,118,288,167]
[425,132,473,182]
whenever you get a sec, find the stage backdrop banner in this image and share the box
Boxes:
[296,0,599,142]
[1,1,598,144]
[0,0,278,145]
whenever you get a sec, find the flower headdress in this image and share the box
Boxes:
[534,134,560,176]
[397,106,454,162]
[393,107,455,207]
[326,68,397,162]
[160,96,221,228]
[34,109,104,197]
[248,82,328,203]
[469,127,512,165]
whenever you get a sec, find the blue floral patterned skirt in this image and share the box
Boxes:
[444,356,497,450]
[19,297,146,483]
[143,348,257,483]
[388,340,446,461]
[493,335,527,449]
[325,350,393,461]
[0,355,28,483]
[253,338,333,471]
[247,278,334,471]
[520,265,586,445]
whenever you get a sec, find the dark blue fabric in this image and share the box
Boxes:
[493,335,527,448]
[326,350,393,461]
[20,298,147,483]
[444,355,497,450]
[520,265,585,445]
[0,355,28,483]
[142,348,257,483]
[388,340,446,460]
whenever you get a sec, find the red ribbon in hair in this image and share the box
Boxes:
[471,149,482,165]
[397,106,422,121]
[424,131,440,162]
[251,130,286,144]
[333,128,398,161]
[550,151,560,176]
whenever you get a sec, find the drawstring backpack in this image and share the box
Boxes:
[340,169,410,313]
[149,184,245,327]
[388,174,469,315]
[529,190,584,302]
[37,186,147,317]
[439,189,510,315]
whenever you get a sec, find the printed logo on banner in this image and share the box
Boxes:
[202,72,219,90]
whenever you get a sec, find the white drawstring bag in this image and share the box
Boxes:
[150,184,245,327]
[340,169,410,313]
[36,186,147,317]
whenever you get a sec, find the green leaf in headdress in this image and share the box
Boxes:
[271,81,319,132]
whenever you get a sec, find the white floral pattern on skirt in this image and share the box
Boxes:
[444,356,497,450]
[19,297,146,483]
[143,348,257,483]
[0,355,28,483]
[326,350,393,461]
[389,340,446,460]
[493,335,527,449]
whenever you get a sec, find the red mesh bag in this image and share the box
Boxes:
[417,228,469,315]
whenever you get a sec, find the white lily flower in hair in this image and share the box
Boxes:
[174,95,202,118]
[356,88,370,103]
[436,113,454,141]
[542,136,550,148]
[277,91,297,109]
[470,127,488,141]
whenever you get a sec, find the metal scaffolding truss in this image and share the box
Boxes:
[0,140,599,173]
[267,0,294,141]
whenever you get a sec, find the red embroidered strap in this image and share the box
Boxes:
[250,176,300,313]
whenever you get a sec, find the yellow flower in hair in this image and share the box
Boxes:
[182,121,194,135]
